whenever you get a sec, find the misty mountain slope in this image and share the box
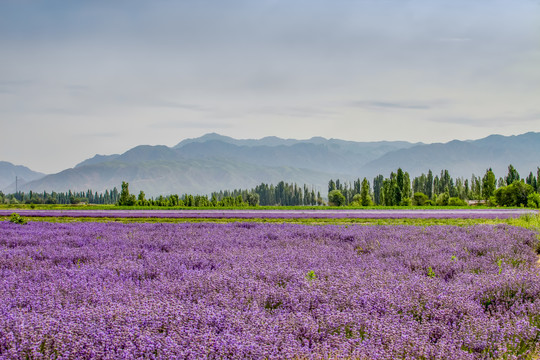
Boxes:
[177,141,358,173]
[0,161,45,192]
[75,154,120,168]
[20,158,346,196]
[176,138,418,173]
[176,133,419,155]
[361,132,540,178]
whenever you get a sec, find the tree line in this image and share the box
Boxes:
[327,165,540,208]
[117,181,323,207]
[2,165,539,208]
[0,188,120,205]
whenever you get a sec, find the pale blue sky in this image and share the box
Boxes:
[1,0,539,173]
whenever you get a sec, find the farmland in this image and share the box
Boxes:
[0,208,536,220]
[1,216,540,359]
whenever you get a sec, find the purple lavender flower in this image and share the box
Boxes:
[0,221,539,359]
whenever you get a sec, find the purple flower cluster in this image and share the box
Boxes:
[1,221,539,359]
[0,208,536,219]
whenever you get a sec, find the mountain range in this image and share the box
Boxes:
[2,132,539,196]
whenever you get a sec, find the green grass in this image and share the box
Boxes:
[2,215,535,227]
[0,203,507,211]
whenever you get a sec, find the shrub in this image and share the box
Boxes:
[9,213,27,225]
[328,190,346,206]
[436,193,450,206]
[527,193,540,209]
[448,197,467,206]
[399,197,411,206]
[412,192,428,206]
[494,181,534,207]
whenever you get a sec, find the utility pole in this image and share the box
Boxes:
[15,176,18,193]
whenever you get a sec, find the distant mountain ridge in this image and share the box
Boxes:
[3,132,540,196]
[0,161,45,193]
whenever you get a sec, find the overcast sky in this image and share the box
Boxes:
[1,0,539,173]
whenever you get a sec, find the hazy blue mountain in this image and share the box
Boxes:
[12,132,540,196]
[361,132,540,179]
[75,154,120,168]
[0,161,45,192]
[175,132,419,153]
[22,158,345,196]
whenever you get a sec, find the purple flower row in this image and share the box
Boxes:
[0,208,537,219]
[1,221,539,359]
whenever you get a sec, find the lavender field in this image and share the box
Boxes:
[1,221,540,359]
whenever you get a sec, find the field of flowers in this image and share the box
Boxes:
[1,221,540,359]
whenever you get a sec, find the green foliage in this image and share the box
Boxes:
[494,181,535,207]
[448,197,466,206]
[505,164,520,186]
[395,168,404,205]
[118,181,137,206]
[436,193,450,206]
[412,192,429,206]
[9,213,27,225]
[328,190,346,206]
[482,168,496,199]
[137,191,146,205]
[328,179,336,193]
[246,193,260,207]
[527,193,540,209]
[305,270,317,281]
[360,178,373,206]
[399,197,412,206]
[487,196,498,207]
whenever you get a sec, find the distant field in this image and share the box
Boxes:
[0,208,537,220]
[0,204,518,211]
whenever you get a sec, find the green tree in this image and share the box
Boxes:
[395,168,404,205]
[402,171,411,203]
[537,167,540,192]
[482,168,496,200]
[527,193,540,209]
[137,191,146,205]
[328,179,336,193]
[118,181,136,206]
[525,171,537,191]
[505,164,520,185]
[494,181,534,207]
[412,192,429,206]
[328,190,346,206]
[436,193,450,206]
[246,193,260,206]
[360,178,373,206]
[373,175,384,205]
[426,170,433,199]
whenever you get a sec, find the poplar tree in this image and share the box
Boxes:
[482,168,496,199]
[360,178,373,206]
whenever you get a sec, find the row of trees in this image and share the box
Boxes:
[328,165,540,207]
[117,181,323,207]
[2,165,538,208]
[117,182,259,207]
[217,182,323,206]
[0,188,120,205]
